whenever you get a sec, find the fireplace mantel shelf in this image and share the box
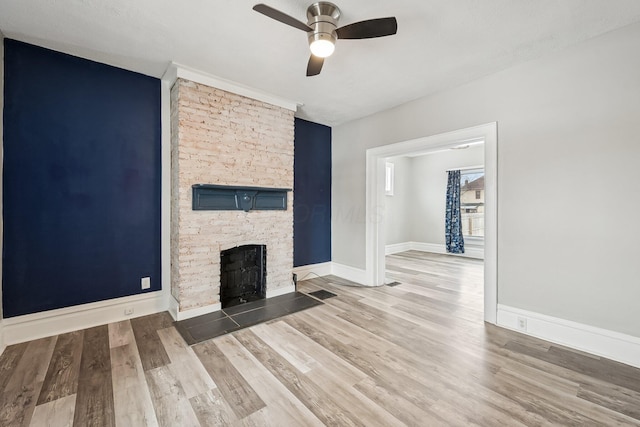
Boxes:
[192,184,291,212]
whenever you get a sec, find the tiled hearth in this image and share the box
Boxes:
[175,292,322,344]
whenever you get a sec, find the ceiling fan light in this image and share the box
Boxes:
[310,39,335,57]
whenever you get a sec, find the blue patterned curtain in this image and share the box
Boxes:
[445,170,465,254]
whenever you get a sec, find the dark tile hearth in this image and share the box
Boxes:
[308,289,337,300]
[175,292,323,345]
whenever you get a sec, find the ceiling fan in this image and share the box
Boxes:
[253,2,398,76]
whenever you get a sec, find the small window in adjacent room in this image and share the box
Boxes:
[460,168,485,237]
[385,162,395,196]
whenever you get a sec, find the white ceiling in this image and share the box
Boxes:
[2,0,640,126]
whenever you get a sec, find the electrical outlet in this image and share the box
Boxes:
[141,277,151,290]
[124,307,134,315]
[517,317,527,331]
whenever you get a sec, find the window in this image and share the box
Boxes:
[460,169,484,237]
[385,162,394,196]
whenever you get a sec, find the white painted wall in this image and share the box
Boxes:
[332,23,640,337]
[383,156,412,245]
[409,146,484,245]
[384,147,484,248]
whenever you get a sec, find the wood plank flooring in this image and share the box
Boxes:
[1,250,640,426]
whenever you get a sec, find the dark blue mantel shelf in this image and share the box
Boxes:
[192,184,291,212]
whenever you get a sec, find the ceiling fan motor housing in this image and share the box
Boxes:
[306,2,340,49]
[252,2,398,75]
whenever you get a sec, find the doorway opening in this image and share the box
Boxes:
[365,123,497,323]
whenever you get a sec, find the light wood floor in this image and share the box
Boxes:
[1,251,640,426]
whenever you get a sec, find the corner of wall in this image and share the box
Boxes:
[167,77,180,306]
[0,31,6,353]
[160,62,172,320]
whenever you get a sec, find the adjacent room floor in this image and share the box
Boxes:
[1,251,639,426]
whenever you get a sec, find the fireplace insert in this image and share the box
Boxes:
[219,244,266,309]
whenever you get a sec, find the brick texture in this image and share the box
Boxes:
[170,79,295,312]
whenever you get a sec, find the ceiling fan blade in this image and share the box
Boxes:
[306,55,324,76]
[336,17,397,39]
[253,4,313,32]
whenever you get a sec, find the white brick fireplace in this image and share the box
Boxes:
[169,73,296,320]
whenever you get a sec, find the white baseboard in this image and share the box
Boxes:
[0,263,333,353]
[385,242,412,255]
[409,242,445,254]
[168,295,221,321]
[293,261,368,287]
[293,262,332,281]
[1,280,299,347]
[168,294,179,320]
[331,263,368,286]
[292,261,368,286]
[384,241,484,260]
[267,284,296,299]
[497,304,640,369]
[0,325,5,355]
[2,290,169,346]
[169,284,296,322]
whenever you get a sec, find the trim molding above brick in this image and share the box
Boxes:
[162,62,299,111]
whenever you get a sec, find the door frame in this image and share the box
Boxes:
[365,122,498,323]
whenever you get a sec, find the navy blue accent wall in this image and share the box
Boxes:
[2,39,161,317]
[293,118,331,267]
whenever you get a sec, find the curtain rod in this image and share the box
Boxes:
[445,165,484,172]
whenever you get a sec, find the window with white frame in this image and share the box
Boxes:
[460,168,484,237]
[385,162,394,196]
